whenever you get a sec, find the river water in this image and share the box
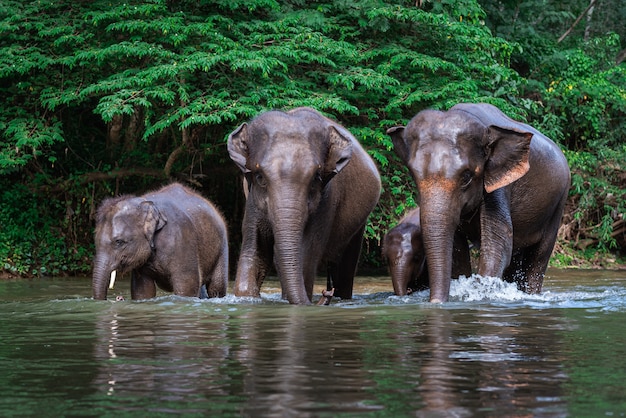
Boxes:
[0,269,625,417]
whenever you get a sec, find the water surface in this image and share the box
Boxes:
[1,269,625,417]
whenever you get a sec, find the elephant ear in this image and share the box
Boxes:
[386,126,409,163]
[141,201,167,248]
[323,126,353,183]
[227,123,250,173]
[484,125,533,193]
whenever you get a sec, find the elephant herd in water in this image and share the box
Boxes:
[92,104,571,305]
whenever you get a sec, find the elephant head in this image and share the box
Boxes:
[387,103,533,302]
[92,196,167,300]
[228,108,353,304]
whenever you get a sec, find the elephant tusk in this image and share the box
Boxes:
[109,270,117,289]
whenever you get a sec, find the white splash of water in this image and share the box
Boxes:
[449,275,532,302]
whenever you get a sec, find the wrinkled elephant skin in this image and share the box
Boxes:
[383,208,429,296]
[228,107,381,305]
[388,103,570,302]
[383,207,472,296]
[92,183,228,300]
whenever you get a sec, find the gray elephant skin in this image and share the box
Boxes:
[383,207,472,296]
[228,107,381,305]
[92,183,228,300]
[388,103,570,303]
[383,207,429,296]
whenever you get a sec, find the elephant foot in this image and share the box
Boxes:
[316,288,335,305]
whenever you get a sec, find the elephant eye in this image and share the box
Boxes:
[113,239,126,248]
[255,172,267,188]
[460,170,473,189]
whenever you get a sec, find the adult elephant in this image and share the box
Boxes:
[387,103,570,303]
[383,207,472,296]
[92,183,228,300]
[228,107,381,305]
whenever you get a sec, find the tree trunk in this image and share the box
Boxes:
[584,0,595,41]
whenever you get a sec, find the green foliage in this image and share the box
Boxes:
[0,180,92,276]
[1,0,522,174]
[0,117,64,172]
[0,0,625,275]
[528,35,625,152]
[565,147,626,253]
[480,0,626,261]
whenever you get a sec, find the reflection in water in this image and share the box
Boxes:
[92,302,231,413]
[0,273,624,416]
[372,307,569,417]
[106,314,118,396]
[416,309,468,416]
[232,307,376,417]
[471,309,568,415]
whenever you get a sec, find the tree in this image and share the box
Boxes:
[1,0,624,276]
[480,0,626,258]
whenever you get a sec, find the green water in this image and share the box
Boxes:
[0,270,625,417]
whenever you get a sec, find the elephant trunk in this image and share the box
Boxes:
[420,188,460,303]
[390,260,413,296]
[92,253,115,300]
[272,205,310,305]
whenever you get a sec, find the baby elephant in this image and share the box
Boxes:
[383,207,473,296]
[92,183,228,300]
[382,208,429,296]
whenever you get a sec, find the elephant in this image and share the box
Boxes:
[92,183,228,300]
[383,207,429,296]
[383,207,473,296]
[227,107,381,305]
[387,103,570,303]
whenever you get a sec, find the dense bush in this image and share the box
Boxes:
[480,0,626,264]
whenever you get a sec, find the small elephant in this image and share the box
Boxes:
[92,183,228,300]
[228,107,381,305]
[383,207,429,296]
[383,207,472,296]
[388,103,570,302]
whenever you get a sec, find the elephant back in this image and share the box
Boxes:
[450,103,547,142]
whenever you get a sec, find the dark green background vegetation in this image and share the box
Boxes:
[1,0,624,277]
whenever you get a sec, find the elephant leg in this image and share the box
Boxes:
[504,206,563,294]
[503,250,525,289]
[171,273,203,297]
[329,226,364,300]
[451,230,472,278]
[524,243,552,294]
[522,204,567,293]
[504,238,554,294]
[302,262,316,302]
[131,271,157,300]
[478,190,513,278]
[205,252,228,298]
[234,229,273,298]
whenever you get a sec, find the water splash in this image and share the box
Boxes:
[449,275,531,302]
